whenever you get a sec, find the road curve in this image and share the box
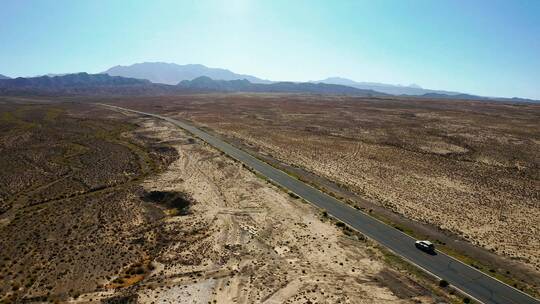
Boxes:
[102,104,540,304]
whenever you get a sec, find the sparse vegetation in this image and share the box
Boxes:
[2,95,538,303]
[0,101,177,302]
[117,94,540,294]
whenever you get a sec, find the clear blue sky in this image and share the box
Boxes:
[1,0,539,99]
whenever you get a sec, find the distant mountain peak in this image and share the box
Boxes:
[324,76,352,81]
[104,62,272,85]
[191,75,213,81]
[0,74,10,80]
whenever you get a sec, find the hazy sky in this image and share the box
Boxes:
[1,0,539,99]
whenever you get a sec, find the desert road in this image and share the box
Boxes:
[103,104,540,304]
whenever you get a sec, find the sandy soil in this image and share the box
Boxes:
[80,115,442,304]
[232,127,540,268]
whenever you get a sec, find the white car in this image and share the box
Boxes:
[415,240,435,252]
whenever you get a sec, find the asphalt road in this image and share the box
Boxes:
[104,104,540,304]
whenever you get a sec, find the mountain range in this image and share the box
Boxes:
[102,63,537,101]
[0,72,149,88]
[0,63,536,102]
[0,73,385,97]
[313,77,463,96]
[177,76,386,96]
[102,63,467,96]
[104,62,271,85]
[0,73,171,96]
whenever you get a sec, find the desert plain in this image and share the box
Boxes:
[112,94,539,279]
[0,98,465,303]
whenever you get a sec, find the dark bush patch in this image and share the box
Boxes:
[439,279,449,287]
[470,263,480,269]
[152,145,176,154]
[288,192,300,199]
[142,190,193,215]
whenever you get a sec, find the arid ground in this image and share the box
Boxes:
[0,99,458,303]
[109,94,539,279]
